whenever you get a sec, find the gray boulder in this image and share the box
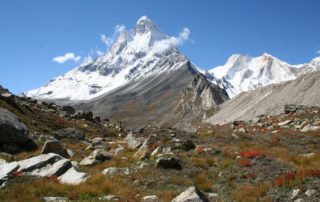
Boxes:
[125,133,143,150]
[102,167,130,176]
[156,157,182,170]
[41,140,70,158]
[172,186,209,202]
[0,107,28,144]
[53,128,85,140]
[80,149,112,166]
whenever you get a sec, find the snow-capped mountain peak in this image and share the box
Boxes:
[25,16,189,100]
[209,53,320,98]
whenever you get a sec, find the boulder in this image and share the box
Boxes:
[0,161,19,186]
[125,133,143,150]
[171,186,209,202]
[284,104,305,114]
[41,140,70,158]
[0,107,28,144]
[80,149,112,166]
[156,157,182,170]
[133,136,151,160]
[58,167,89,185]
[301,124,320,132]
[53,128,85,140]
[102,167,130,176]
[71,111,94,122]
[181,140,196,151]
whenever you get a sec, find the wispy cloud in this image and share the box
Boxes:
[53,52,81,64]
[100,24,126,47]
[151,27,191,54]
[317,50,320,54]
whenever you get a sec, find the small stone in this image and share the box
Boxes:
[208,193,218,199]
[142,195,160,202]
[305,189,316,197]
[43,197,68,202]
[291,189,300,200]
[278,120,292,126]
[102,167,130,176]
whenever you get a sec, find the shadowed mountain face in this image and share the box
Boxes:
[75,62,229,131]
[206,69,320,125]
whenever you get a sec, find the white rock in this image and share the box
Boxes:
[299,153,316,158]
[305,189,316,197]
[80,149,112,166]
[125,133,143,150]
[18,153,60,172]
[291,189,300,200]
[0,161,19,185]
[208,193,218,199]
[301,124,320,132]
[102,167,130,176]
[142,195,160,202]
[114,145,124,156]
[278,120,292,126]
[43,197,68,202]
[30,158,71,177]
[294,199,304,202]
[151,147,161,158]
[172,186,209,202]
[0,159,7,165]
[58,167,89,185]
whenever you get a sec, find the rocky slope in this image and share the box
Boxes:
[209,53,320,97]
[75,61,228,131]
[206,69,320,125]
[1,86,320,201]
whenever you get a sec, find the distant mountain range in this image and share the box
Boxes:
[23,16,320,129]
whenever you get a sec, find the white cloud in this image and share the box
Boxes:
[317,50,320,54]
[151,27,191,54]
[100,24,126,48]
[53,52,81,64]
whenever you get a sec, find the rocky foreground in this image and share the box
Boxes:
[0,86,320,201]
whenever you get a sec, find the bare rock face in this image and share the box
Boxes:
[172,186,209,202]
[75,62,229,132]
[0,107,28,144]
[207,70,320,125]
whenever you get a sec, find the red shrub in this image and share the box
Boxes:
[274,169,320,186]
[196,147,205,154]
[239,158,251,167]
[49,175,58,183]
[239,150,265,158]
[13,171,22,177]
[271,136,280,145]
[68,192,79,200]
[247,173,256,179]
[274,172,296,186]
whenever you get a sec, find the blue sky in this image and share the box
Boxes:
[1,0,320,94]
